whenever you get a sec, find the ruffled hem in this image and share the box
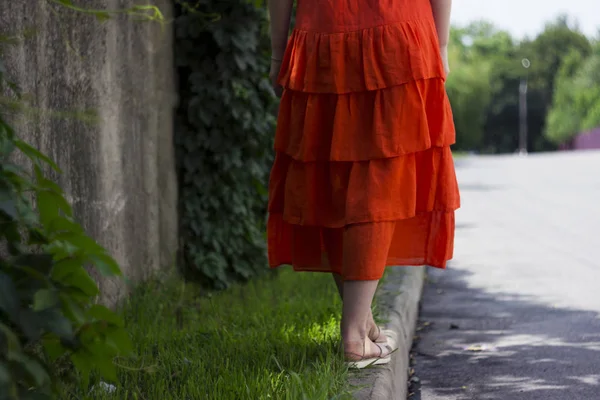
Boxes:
[277,20,445,94]
[267,210,455,274]
[268,146,460,227]
[275,78,455,161]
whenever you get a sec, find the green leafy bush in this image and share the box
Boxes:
[0,64,131,399]
[546,49,600,144]
[174,0,276,288]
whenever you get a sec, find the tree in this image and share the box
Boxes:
[518,16,592,150]
[446,22,520,153]
[446,22,510,151]
[446,16,595,154]
[479,28,523,154]
[546,49,600,144]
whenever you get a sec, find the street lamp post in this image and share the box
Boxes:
[518,58,531,155]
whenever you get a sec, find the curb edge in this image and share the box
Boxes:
[369,266,426,400]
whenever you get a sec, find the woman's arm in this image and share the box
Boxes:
[268,0,294,60]
[429,0,452,46]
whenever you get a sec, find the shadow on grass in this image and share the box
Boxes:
[411,267,600,400]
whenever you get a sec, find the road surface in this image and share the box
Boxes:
[411,151,600,400]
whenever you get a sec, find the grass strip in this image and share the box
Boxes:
[59,268,354,400]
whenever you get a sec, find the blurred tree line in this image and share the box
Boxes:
[448,16,600,153]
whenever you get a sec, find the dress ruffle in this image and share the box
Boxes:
[278,20,445,94]
[267,211,455,277]
[268,146,459,227]
[275,78,455,161]
[268,17,460,277]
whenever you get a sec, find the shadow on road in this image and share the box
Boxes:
[411,267,600,400]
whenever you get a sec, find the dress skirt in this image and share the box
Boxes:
[267,12,461,280]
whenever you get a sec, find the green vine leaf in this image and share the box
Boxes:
[13,139,60,172]
[0,322,22,356]
[87,305,123,326]
[175,0,275,289]
[8,353,50,387]
[32,289,59,312]
[89,254,121,276]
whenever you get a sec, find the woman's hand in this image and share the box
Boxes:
[440,45,450,77]
[270,59,284,98]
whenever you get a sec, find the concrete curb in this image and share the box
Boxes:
[352,266,426,400]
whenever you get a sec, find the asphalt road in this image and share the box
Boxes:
[411,151,600,400]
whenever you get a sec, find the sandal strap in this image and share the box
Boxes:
[375,343,383,358]
[345,339,367,360]
[344,343,387,362]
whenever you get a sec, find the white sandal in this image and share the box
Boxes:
[345,342,392,369]
[372,325,391,344]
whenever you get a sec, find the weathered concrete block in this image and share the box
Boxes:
[1,0,178,305]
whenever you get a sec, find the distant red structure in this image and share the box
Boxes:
[559,127,600,151]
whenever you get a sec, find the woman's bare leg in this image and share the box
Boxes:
[342,280,391,359]
[332,273,386,343]
[333,276,388,347]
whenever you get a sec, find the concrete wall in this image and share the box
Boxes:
[0,0,178,305]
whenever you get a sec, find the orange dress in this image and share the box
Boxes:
[267,0,460,280]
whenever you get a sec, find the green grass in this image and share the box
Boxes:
[59,269,354,400]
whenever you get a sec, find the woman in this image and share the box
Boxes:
[267,0,460,368]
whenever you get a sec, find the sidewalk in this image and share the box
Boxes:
[411,151,600,400]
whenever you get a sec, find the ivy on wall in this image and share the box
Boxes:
[174,0,276,288]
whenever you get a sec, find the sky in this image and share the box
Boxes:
[451,0,599,39]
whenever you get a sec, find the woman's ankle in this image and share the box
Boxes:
[343,337,367,360]
[341,328,367,344]
[343,337,390,360]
